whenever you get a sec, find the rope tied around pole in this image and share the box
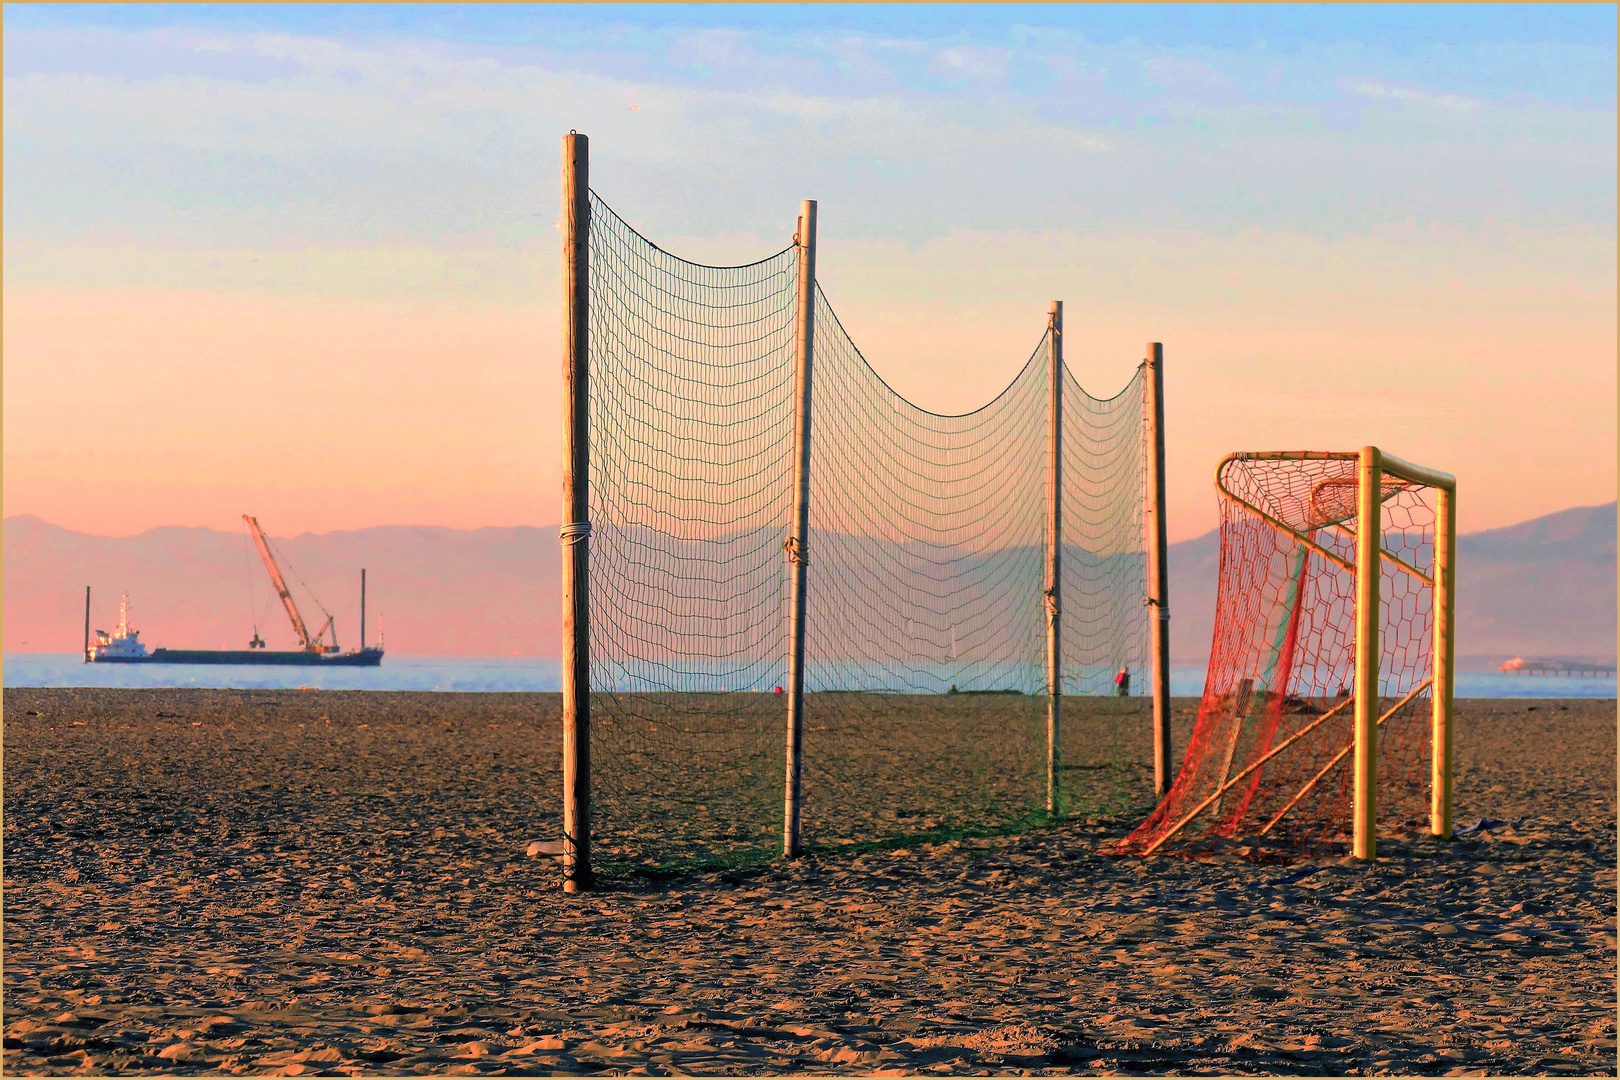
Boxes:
[559,521,593,545]
[783,535,809,565]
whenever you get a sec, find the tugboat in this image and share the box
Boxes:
[83,515,383,666]
[87,592,152,662]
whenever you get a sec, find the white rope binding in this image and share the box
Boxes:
[560,521,592,546]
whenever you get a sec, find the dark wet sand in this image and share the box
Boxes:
[4,689,1614,1075]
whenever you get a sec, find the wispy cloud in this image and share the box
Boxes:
[2,19,1608,270]
[930,45,1010,82]
[1349,79,1482,112]
[1,10,1613,542]
[869,37,929,55]
[1143,56,1241,98]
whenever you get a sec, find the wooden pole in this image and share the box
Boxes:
[360,569,367,650]
[1431,483,1456,838]
[784,198,816,859]
[84,585,92,663]
[1144,343,1172,795]
[560,131,593,893]
[1045,301,1063,815]
[1353,445,1382,861]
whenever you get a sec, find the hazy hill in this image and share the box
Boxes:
[2,516,559,658]
[1448,502,1617,664]
[1167,502,1617,670]
[4,503,1614,667]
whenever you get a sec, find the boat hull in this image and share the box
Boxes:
[102,648,385,667]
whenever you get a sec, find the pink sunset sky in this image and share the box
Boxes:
[4,7,1615,543]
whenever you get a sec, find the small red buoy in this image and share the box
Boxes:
[774,686,783,694]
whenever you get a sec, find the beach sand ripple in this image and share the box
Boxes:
[4,690,1614,1075]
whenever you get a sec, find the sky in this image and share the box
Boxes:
[4,3,1615,542]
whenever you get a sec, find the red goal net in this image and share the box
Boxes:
[1114,452,1439,859]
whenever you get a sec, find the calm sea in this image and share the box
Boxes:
[4,654,1614,699]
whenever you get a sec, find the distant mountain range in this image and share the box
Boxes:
[1164,502,1616,670]
[4,502,1614,670]
[2,519,559,659]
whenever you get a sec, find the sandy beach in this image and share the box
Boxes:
[3,688,1614,1075]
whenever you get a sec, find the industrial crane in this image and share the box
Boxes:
[243,515,339,654]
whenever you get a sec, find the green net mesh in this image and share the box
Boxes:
[585,192,1150,873]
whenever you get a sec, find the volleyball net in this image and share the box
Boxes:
[567,146,1161,878]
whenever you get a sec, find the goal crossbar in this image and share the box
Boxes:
[1216,452,1445,587]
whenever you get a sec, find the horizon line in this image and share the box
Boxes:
[5,499,1615,543]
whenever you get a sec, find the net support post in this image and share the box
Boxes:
[1045,302,1063,815]
[1353,444,1382,861]
[784,199,817,859]
[1431,482,1456,839]
[84,585,92,663]
[560,131,593,893]
[1144,343,1173,796]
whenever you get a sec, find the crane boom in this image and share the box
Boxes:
[244,515,317,651]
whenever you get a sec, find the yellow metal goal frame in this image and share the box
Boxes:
[1214,448,1456,861]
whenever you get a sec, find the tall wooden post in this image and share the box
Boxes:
[1045,302,1064,815]
[783,199,816,859]
[1353,445,1382,861]
[1144,343,1172,796]
[1431,483,1456,839]
[360,569,367,650]
[84,586,92,663]
[560,132,593,892]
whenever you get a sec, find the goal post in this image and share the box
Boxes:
[1378,448,1457,845]
[1117,447,1455,861]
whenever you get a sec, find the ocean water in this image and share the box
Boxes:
[3,654,563,692]
[3,654,1614,698]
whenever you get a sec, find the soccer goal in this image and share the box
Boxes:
[1116,448,1456,861]
[558,133,1172,888]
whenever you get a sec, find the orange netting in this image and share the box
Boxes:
[1113,453,1436,860]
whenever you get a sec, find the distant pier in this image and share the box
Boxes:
[1499,656,1617,677]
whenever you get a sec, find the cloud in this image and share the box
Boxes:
[5,24,1125,250]
[1143,56,1241,97]
[165,27,425,81]
[667,28,747,68]
[664,27,812,81]
[930,45,1010,82]
[1,15,1613,543]
[828,35,908,83]
[1349,80,1482,112]
[3,19,1608,275]
[869,37,929,55]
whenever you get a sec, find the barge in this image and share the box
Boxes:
[85,515,383,667]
